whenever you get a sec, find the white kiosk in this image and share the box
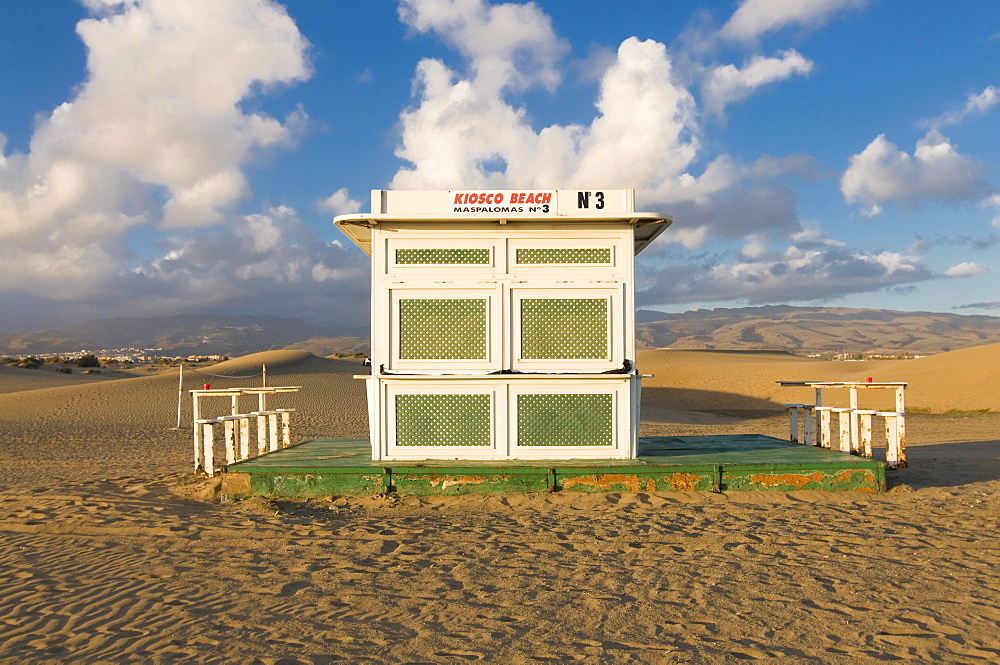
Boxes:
[335,189,671,461]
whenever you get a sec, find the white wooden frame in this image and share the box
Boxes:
[505,236,625,274]
[510,286,623,373]
[386,287,502,373]
[386,237,497,274]
[372,375,635,461]
[507,381,630,459]
[383,381,503,460]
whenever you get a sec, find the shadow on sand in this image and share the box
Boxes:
[888,440,1000,490]
[641,387,783,424]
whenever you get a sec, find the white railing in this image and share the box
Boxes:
[191,387,300,476]
[780,380,907,469]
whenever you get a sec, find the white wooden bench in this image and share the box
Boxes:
[196,407,296,477]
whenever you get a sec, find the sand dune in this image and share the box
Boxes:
[639,343,1000,414]
[0,345,998,662]
[884,341,1000,413]
[0,363,143,394]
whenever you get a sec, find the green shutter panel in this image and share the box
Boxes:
[395,394,491,447]
[516,248,611,264]
[517,394,613,446]
[396,248,490,264]
[520,298,608,359]
[399,298,488,359]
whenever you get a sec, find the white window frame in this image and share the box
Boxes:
[508,381,629,459]
[386,287,502,373]
[509,286,623,373]
[506,236,626,276]
[384,382,503,459]
[385,237,498,275]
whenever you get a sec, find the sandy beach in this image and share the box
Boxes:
[1,349,998,663]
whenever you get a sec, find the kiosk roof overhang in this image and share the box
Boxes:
[334,189,672,256]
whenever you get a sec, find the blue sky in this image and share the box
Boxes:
[1,0,998,334]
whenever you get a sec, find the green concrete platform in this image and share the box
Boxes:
[220,435,886,498]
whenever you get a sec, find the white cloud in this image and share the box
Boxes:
[954,300,1000,310]
[840,131,986,215]
[659,225,708,250]
[0,0,314,303]
[392,0,718,199]
[130,205,370,321]
[390,0,936,313]
[638,243,931,306]
[660,179,802,241]
[702,50,813,116]
[791,223,846,247]
[398,0,569,94]
[741,235,767,258]
[981,193,1000,229]
[391,30,703,196]
[921,86,999,130]
[944,262,990,277]
[571,37,701,192]
[317,188,363,216]
[719,0,868,42]
[390,0,823,243]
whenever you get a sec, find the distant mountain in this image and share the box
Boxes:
[636,306,1000,356]
[0,314,325,357]
[5,306,1000,359]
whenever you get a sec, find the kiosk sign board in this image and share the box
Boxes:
[373,189,635,218]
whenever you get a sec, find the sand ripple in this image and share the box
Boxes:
[1,352,998,662]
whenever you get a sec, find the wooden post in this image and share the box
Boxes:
[177,363,184,430]
[239,416,250,460]
[814,386,823,445]
[803,406,815,446]
[880,411,906,469]
[224,418,237,465]
[817,407,833,449]
[256,413,268,455]
[280,409,292,448]
[856,410,877,458]
[785,404,801,443]
[268,412,279,451]
[895,386,906,468]
[849,387,859,455]
[201,420,215,477]
[192,390,201,471]
[837,408,852,454]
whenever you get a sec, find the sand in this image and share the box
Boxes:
[0,349,998,663]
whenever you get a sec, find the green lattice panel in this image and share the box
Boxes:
[399,299,487,359]
[516,248,612,264]
[520,298,608,359]
[396,248,490,264]
[517,393,613,447]
[395,394,491,447]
